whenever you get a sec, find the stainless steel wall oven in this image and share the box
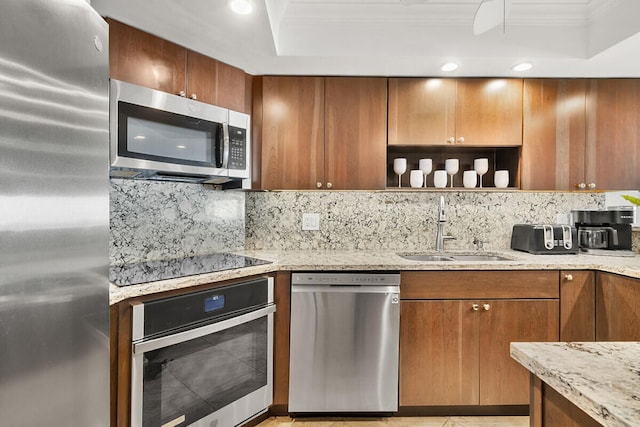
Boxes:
[131,277,275,427]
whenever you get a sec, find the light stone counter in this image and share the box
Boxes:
[510,342,640,427]
[109,249,640,304]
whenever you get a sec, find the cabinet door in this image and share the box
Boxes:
[560,271,595,341]
[586,79,640,190]
[596,273,640,341]
[388,78,456,146]
[325,77,387,190]
[479,299,559,405]
[400,300,479,406]
[522,79,587,190]
[108,19,187,95]
[185,50,218,105]
[456,79,523,146]
[260,76,325,190]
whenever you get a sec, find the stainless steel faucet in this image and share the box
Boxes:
[435,196,455,251]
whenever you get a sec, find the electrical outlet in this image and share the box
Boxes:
[302,213,320,231]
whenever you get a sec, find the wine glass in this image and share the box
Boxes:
[419,158,432,187]
[393,158,407,188]
[445,158,459,188]
[474,158,489,188]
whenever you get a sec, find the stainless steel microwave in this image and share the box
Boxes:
[109,79,250,186]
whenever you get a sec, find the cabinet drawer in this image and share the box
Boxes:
[400,271,559,300]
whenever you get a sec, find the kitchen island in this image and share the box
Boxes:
[510,342,640,427]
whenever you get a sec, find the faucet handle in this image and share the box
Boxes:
[473,238,488,251]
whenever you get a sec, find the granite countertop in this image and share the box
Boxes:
[109,249,640,304]
[510,342,640,427]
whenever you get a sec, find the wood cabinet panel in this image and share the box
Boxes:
[388,78,456,146]
[541,381,602,427]
[400,300,479,406]
[185,50,217,104]
[273,272,291,408]
[522,79,587,190]
[596,272,640,341]
[560,271,595,341]
[260,76,325,190]
[586,79,640,190]
[108,19,187,95]
[479,299,559,405]
[214,60,249,113]
[325,77,387,190]
[400,271,559,300]
[455,79,523,146]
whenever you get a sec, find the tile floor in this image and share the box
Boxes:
[258,416,529,427]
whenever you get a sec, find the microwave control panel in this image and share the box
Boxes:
[228,125,246,170]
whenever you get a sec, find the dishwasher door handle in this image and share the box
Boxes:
[291,284,400,294]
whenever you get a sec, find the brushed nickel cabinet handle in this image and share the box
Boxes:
[316,182,323,188]
[472,303,480,311]
[178,90,186,97]
[446,137,455,144]
[483,303,491,311]
[565,274,574,281]
[190,93,197,100]
[588,183,596,189]
[457,136,465,144]
[326,182,333,189]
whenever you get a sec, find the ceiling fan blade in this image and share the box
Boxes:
[473,0,512,35]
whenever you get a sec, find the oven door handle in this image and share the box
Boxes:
[133,304,276,354]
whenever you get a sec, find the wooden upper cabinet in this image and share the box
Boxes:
[586,79,640,190]
[108,18,187,95]
[388,78,522,147]
[324,77,387,190]
[388,78,456,145]
[260,76,325,190]
[108,19,250,113]
[522,79,587,190]
[258,76,387,190]
[455,79,523,146]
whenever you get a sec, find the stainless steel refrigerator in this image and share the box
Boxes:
[0,1,110,426]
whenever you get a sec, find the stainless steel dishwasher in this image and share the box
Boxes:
[288,272,401,413]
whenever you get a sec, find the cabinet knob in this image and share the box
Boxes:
[587,183,596,189]
[326,182,333,189]
[564,274,574,281]
[483,303,491,311]
[575,182,586,189]
[190,93,197,100]
[472,303,480,311]
[316,182,323,188]
[446,137,455,144]
[178,90,186,97]
[456,136,465,144]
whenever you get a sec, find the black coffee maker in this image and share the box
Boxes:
[571,209,635,256]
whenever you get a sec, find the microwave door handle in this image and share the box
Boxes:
[222,122,230,169]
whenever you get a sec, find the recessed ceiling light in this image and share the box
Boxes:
[512,62,533,72]
[229,0,253,15]
[441,62,459,72]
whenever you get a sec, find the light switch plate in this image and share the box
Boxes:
[302,213,320,231]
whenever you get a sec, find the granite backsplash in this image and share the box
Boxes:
[110,181,638,265]
[110,179,245,265]
[245,191,605,252]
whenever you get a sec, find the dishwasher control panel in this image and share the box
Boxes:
[291,272,401,286]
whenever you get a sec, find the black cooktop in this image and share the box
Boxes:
[109,253,272,287]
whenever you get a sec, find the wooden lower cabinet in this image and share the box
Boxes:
[479,299,559,405]
[596,272,640,341]
[560,271,595,341]
[399,271,560,408]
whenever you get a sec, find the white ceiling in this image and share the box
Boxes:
[91,0,640,77]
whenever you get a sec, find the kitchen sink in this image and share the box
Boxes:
[398,253,513,262]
